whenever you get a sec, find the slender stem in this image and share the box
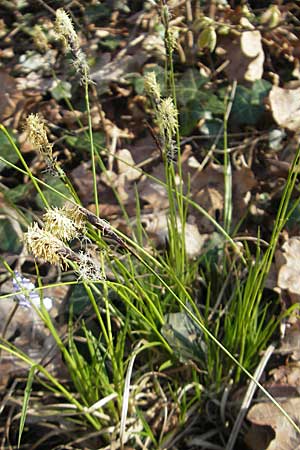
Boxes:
[0,125,49,208]
[84,72,99,216]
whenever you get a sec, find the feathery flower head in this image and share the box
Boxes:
[33,25,49,53]
[24,113,53,159]
[167,26,179,52]
[158,97,178,139]
[62,204,86,230]
[144,72,161,104]
[55,8,78,51]
[24,223,68,268]
[77,250,106,281]
[54,8,90,83]
[43,205,85,242]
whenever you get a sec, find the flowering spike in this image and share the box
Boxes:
[54,8,90,82]
[43,205,85,242]
[24,113,53,161]
[24,223,70,268]
[144,72,161,105]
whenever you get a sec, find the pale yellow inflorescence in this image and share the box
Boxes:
[144,72,161,105]
[25,113,53,159]
[54,8,90,82]
[167,27,179,52]
[43,207,82,242]
[24,223,67,267]
[158,97,178,141]
[54,8,79,51]
[24,205,106,280]
[33,25,49,53]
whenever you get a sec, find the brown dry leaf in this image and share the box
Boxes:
[117,149,140,181]
[127,134,160,165]
[142,212,208,259]
[279,322,300,361]
[246,398,300,450]
[220,19,264,82]
[114,149,141,203]
[139,163,169,210]
[91,53,148,85]
[71,163,97,204]
[233,167,257,218]
[100,149,141,204]
[0,70,19,122]
[269,86,300,132]
[276,237,300,303]
[183,153,256,232]
[271,363,300,386]
[0,70,42,128]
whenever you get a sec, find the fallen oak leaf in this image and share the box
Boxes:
[247,398,300,450]
[269,86,300,132]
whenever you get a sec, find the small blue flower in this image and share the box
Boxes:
[13,271,53,310]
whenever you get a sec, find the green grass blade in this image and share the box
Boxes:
[18,364,37,448]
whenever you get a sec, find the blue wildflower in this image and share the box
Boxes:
[13,271,53,310]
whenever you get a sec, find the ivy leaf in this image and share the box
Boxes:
[0,131,19,173]
[176,69,208,106]
[50,80,72,101]
[231,79,272,125]
[5,184,32,203]
[161,312,206,363]
[36,176,72,209]
[66,132,105,151]
[0,219,20,252]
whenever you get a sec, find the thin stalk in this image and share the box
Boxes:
[84,73,99,216]
[223,81,236,233]
[0,125,49,207]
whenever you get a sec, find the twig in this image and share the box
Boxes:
[225,344,275,450]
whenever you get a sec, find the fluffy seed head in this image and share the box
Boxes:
[167,27,179,52]
[77,251,106,281]
[43,207,83,242]
[55,8,78,50]
[33,25,49,53]
[24,223,68,268]
[158,97,178,139]
[24,113,53,159]
[54,8,90,83]
[144,72,161,104]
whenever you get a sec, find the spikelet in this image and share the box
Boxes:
[24,223,69,268]
[144,72,161,105]
[25,113,53,160]
[33,25,49,53]
[43,207,82,242]
[158,97,178,141]
[54,8,90,83]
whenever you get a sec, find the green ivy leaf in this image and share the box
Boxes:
[66,132,105,151]
[231,80,272,126]
[36,176,72,209]
[50,80,72,101]
[176,69,208,106]
[4,184,32,203]
[0,219,20,252]
[0,131,19,173]
[161,312,205,363]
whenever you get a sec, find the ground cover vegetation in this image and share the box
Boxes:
[1,0,300,449]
